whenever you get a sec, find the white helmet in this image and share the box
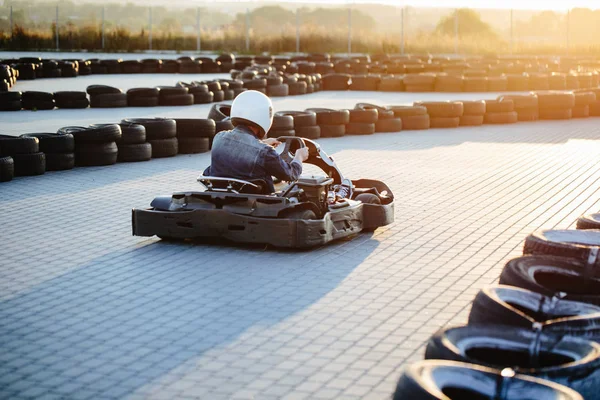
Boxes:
[230,90,273,138]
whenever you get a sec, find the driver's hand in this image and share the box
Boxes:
[294,147,309,162]
[263,138,281,148]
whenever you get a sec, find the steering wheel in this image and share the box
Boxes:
[278,136,306,164]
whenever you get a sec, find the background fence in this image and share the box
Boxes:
[0,2,597,56]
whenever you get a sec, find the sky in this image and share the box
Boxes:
[199,0,600,11]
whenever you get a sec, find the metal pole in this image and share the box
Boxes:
[454,9,458,55]
[149,7,152,51]
[245,8,250,52]
[510,9,513,55]
[196,8,201,52]
[347,7,352,56]
[400,7,404,55]
[296,9,300,54]
[55,5,59,51]
[566,9,570,55]
[101,6,105,50]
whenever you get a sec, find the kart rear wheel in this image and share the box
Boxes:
[355,193,381,205]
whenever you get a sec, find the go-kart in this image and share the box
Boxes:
[132,137,394,248]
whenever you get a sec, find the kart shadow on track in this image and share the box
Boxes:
[0,234,381,398]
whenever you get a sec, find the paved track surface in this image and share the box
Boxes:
[2,75,600,399]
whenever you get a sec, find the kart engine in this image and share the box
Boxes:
[295,176,334,214]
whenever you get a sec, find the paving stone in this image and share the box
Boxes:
[2,94,600,399]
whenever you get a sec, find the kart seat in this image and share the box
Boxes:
[197,176,269,194]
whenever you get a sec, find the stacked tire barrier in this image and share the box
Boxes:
[483,99,518,124]
[174,119,214,154]
[394,212,600,399]
[59,125,120,166]
[388,105,430,130]
[459,100,486,126]
[122,118,178,158]
[267,114,295,138]
[414,101,463,128]
[275,111,320,139]
[87,85,127,108]
[536,91,576,120]
[21,133,74,171]
[305,108,350,138]
[6,90,600,183]
[114,123,152,163]
[0,135,45,177]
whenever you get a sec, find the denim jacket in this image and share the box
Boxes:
[203,125,302,193]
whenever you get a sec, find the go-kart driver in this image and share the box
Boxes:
[203,90,352,200]
[203,90,308,193]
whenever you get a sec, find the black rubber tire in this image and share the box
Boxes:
[0,92,21,102]
[116,123,146,145]
[306,108,350,125]
[348,109,378,124]
[268,129,295,139]
[276,111,318,127]
[0,135,39,155]
[22,100,55,111]
[208,104,232,121]
[211,91,225,103]
[319,124,345,138]
[193,91,214,104]
[322,73,351,90]
[45,152,75,171]
[0,156,14,182]
[175,119,216,138]
[22,91,53,102]
[289,82,308,95]
[52,91,87,102]
[223,89,235,101]
[127,87,160,98]
[20,133,74,153]
[159,94,194,106]
[577,214,600,230]
[86,85,123,96]
[267,84,289,97]
[469,285,600,343]
[271,115,294,130]
[127,96,159,107]
[121,118,176,140]
[345,122,375,135]
[499,255,600,306]
[393,360,583,400]
[523,229,600,264]
[75,142,118,166]
[117,143,152,162]
[177,137,210,154]
[54,98,89,109]
[0,101,22,111]
[424,325,600,399]
[12,152,45,176]
[215,119,234,134]
[90,93,128,108]
[148,138,178,158]
[375,118,403,133]
[295,126,320,139]
[60,125,122,144]
[355,193,381,204]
